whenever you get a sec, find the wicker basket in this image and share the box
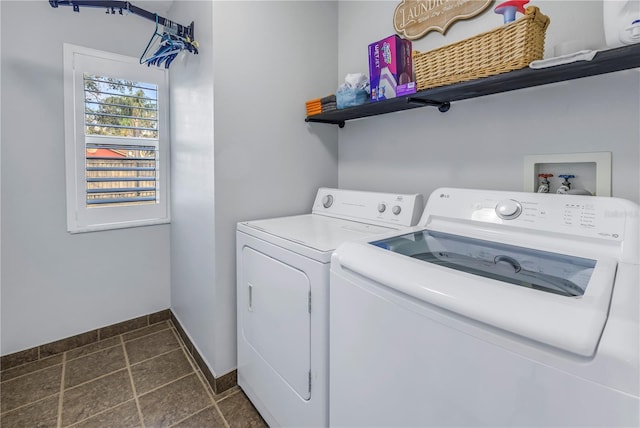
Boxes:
[413,6,550,91]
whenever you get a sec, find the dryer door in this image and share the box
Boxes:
[242,247,311,400]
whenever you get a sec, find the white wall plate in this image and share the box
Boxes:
[523,152,612,196]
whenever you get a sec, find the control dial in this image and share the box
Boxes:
[495,199,522,220]
[378,203,386,213]
[392,205,402,215]
[322,194,334,208]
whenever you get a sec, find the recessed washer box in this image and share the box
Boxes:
[523,152,612,196]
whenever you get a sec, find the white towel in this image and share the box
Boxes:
[529,50,598,69]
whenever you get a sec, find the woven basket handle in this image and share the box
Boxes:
[525,6,551,31]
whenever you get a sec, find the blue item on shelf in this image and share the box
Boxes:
[336,88,369,109]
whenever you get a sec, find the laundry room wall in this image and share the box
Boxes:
[0,1,171,356]
[335,0,640,204]
[169,1,339,377]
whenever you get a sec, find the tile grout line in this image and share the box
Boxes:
[0,322,172,379]
[65,342,122,364]
[59,322,172,366]
[60,368,127,393]
[123,326,174,346]
[136,371,194,398]
[56,352,67,428]
[171,327,212,393]
[215,388,241,405]
[120,321,171,342]
[166,404,221,428]
[174,336,230,428]
[65,399,138,428]
[168,323,238,400]
[166,327,230,427]
[128,346,183,369]
[0,388,62,418]
[1,359,64,384]
[0,312,171,372]
[121,335,146,428]
[70,322,171,362]
[63,324,174,372]
[54,328,178,393]
[209,388,242,428]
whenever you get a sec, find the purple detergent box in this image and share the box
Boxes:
[397,82,416,96]
[368,35,413,101]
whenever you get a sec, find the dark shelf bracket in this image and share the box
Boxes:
[305,117,346,128]
[407,97,451,113]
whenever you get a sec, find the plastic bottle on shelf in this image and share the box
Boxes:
[603,0,640,48]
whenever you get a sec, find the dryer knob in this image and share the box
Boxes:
[495,199,522,220]
[378,203,387,213]
[322,194,334,208]
[392,205,402,215]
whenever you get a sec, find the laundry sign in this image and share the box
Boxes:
[394,0,493,40]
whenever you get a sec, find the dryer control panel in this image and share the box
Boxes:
[312,188,424,228]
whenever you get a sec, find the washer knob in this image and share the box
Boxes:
[495,199,522,220]
[378,203,386,213]
[392,205,402,215]
[322,194,334,208]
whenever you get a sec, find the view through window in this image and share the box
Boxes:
[84,75,159,207]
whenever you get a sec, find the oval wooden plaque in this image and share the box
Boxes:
[394,0,493,40]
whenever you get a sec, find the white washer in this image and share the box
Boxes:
[236,187,424,427]
[330,187,639,427]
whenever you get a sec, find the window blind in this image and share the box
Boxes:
[85,144,157,206]
[83,74,159,207]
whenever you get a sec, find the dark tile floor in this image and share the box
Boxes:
[0,321,268,427]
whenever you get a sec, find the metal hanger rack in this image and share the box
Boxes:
[49,1,195,40]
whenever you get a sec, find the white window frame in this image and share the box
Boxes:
[63,43,170,233]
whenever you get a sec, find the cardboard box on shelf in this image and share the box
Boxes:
[368,35,413,101]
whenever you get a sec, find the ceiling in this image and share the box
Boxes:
[135,0,174,16]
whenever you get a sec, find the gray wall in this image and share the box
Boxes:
[337,1,640,204]
[168,0,218,376]
[0,1,171,355]
[170,1,339,376]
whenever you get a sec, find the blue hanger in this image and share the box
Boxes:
[139,13,163,65]
[140,15,199,69]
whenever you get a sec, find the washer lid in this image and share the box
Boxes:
[334,231,618,357]
[239,213,396,254]
[372,230,595,297]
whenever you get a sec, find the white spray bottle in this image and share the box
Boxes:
[603,0,640,48]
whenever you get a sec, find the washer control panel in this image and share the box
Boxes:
[424,188,639,243]
[312,188,424,227]
[495,199,522,220]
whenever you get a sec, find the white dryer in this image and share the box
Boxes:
[236,187,424,427]
[330,187,639,427]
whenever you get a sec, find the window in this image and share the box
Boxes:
[64,44,170,233]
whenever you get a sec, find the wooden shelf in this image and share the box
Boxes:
[305,44,640,128]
